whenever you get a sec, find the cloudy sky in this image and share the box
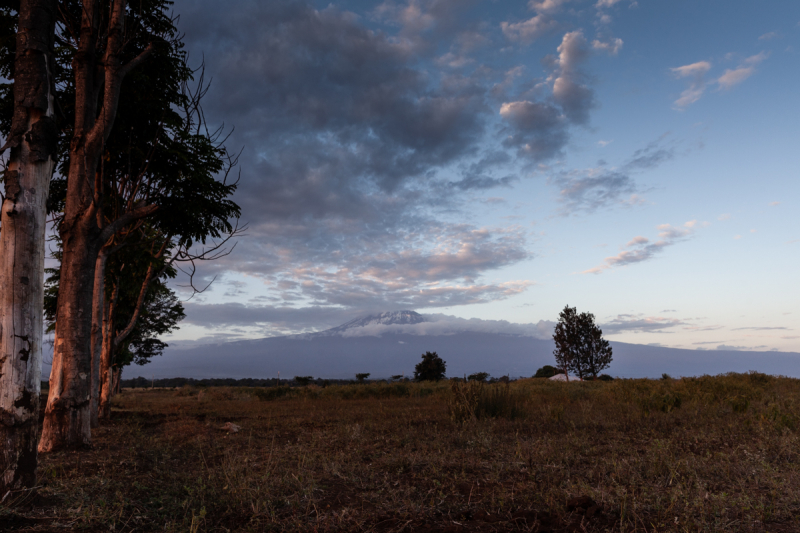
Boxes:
[165,0,800,352]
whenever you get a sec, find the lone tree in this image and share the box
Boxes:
[355,373,370,383]
[414,351,446,382]
[552,305,612,380]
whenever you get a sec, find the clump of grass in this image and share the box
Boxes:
[449,380,526,424]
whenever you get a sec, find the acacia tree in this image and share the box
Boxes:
[552,305,612,380]
[0,0,57,491]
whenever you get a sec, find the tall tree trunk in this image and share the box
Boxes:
[98,280,118,420]
[89,245,111,427]
[40,0,151,451]
[0,0,56,491]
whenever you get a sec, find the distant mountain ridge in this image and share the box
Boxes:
[123,311,800,380]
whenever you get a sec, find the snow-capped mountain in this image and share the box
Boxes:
[321,311,427,335]
[126,311,800,380]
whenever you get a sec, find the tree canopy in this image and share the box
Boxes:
[414,351,447,382]
[552,305,613,380]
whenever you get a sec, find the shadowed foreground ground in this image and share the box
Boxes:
[2,373,799,532]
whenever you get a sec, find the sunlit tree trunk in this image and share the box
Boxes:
[0,0,56,491]
[40,0,153,451]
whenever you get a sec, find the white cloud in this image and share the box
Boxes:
[592,37,623,55]
[598,139,612,147]
[595,0,623,7]
[500,15,557,43]
[671,61,712,78]
[758,31,779,40]
[671,61,711,108]
[339,313,555,339]
[529,0,571,14]
[717,52,768,90]
[583,220,696,274]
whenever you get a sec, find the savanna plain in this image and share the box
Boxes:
[2,373,800,532]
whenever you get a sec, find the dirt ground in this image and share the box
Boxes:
[2,374,800,532]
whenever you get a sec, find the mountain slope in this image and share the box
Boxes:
[128,328,800,380]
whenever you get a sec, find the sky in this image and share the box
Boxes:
[162,0,800,353]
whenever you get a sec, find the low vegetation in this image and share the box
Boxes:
[3,372,799,532]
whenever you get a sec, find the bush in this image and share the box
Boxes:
[534,365,560,378]
[414,351,446,382]
[253,386,293,401]
[294,376,314,386]
[467,372,490,382]
[598,374,614,381]
[355,373,370,383]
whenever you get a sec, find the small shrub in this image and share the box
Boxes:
[661,373,672,380]
[253,386,293,401]
[598,374,613,381]
[728,394,751,413]
[448,380,482,425]
[468,372,490,382]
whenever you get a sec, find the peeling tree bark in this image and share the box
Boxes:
[0,0,57,491]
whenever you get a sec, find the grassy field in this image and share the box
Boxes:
[2,373,800,532]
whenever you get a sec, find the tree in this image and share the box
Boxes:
[414,351,446,382]
[0,0,57,491]
[355,373,370,383]
[533,365,560,378]
[34,1,241,451]
[552,305,612,380]
[467,372,489,382]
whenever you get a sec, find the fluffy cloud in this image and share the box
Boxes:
[501,15,558,44]
[528,0,572,14]
[592,38,623,55]
[583,220,696,274]
[499,31,594,161]
[179,305,554,340]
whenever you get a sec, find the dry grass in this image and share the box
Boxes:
[3,372,800,532]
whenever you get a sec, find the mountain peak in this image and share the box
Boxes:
[324,310,427,334]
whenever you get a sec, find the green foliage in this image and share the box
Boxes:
[355,373,370,383]
[598,374,614,381]
[534,365,560,378]
[414,351,446,382]
[553,305,613,380]
[467,372,489,382]
[294,376,314,386]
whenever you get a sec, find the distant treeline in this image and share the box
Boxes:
[120,376,387,389]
